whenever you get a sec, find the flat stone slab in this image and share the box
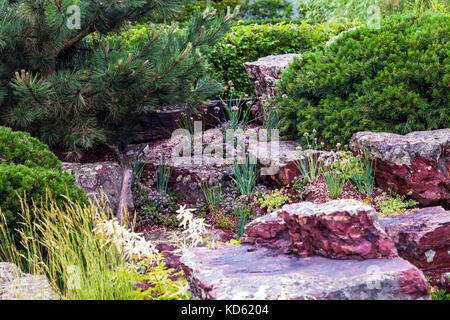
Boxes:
[181,245,430,300]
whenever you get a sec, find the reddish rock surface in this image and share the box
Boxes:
[245,200,398,260]
[248,140,329,187]
[249,140,301,187]
[62,161,133,213]
[245,54,301,120]
[128,129,232,203]
[379,206,450,291]
[180,245,430,300]
[350,129,450,207]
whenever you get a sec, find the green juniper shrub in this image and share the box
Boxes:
[0,126,61,169]
[0,127,87,242]
[0,164,87,240]
[209,21,359,98]
[275,12,450,145]
[134,186,181,228]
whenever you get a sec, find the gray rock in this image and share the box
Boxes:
[0,263,60,300]
[62,161,133,213]
[245,54,301,120]
[180,245,430,300]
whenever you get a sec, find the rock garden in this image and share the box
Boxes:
[0,0,449,301]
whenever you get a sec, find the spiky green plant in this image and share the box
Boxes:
[232,156,257,196]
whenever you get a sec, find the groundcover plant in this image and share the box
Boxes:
[0,0,448,303]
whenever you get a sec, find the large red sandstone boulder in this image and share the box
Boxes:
[244,199,398,260]
[245,54,301,120]
[350,129,450,207]
[180,245,430,300]
[379,206,450,291]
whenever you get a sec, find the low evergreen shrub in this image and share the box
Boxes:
[0,126,61,169]
[275,12,449,144]
[0,127,87,240]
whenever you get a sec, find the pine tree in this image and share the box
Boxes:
[0,0,239,157]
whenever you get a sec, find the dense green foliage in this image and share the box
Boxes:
[209,21,358,97]
[0,126,61,170]
[297,0,449,24]
[177,0,245,22]
[245,0,294,19]
[236,17,305,25]
[275,13,449,144]
[178,0,295,22]
[0,0,238,156]
[0,126,87,239]
[0,163,87,231]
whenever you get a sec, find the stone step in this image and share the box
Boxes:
[181,245,430,300]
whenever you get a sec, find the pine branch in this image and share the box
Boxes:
[54,7,101,57]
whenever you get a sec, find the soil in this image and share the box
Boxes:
[52,144,120,164]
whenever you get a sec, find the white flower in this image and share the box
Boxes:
[94,218,158,261]
[175,205,210,248]
[169,282,191,298]
[176,205,195,229]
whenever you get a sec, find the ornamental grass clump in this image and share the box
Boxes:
[232,155,257,196]
[234,205,250,239]
[295,130,323,183]
[0,194,191,300]
[321,151,346,199]
[0,195,137,300]
[350,153,376,197]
